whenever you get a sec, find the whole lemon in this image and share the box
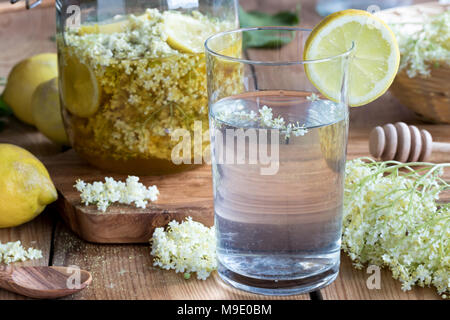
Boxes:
[32,77,70,146]
[0,144,57,228]
[3,53,58,126]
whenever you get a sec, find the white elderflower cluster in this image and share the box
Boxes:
[151,217,216,280]
[74,176,159,212]
[0,241,43,265]
[306,92,320,102]
[343,158,449,298]
[390,11,450,77]
[216,105,308,139]
[65,9,176,64]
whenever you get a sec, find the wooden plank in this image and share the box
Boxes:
[52,221,310,300]
[0,0,54,14]
[0,5,56,84]
[0,117,62,156]
[322,254,440,300]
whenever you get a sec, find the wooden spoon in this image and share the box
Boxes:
[0,266,92,299]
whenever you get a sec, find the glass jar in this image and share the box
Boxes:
[56,0,238,175]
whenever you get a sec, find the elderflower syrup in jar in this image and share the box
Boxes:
[56,0,238,174]
[205,28,352,295]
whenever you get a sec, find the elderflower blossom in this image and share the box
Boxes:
[306,92,320,102]
[216,105,308,140]
[343,158,450,297]
[0,241,43,265]
[390,11,450,77]
[258,105,274,126]
[151,217,216,280]
[74,176,159,212]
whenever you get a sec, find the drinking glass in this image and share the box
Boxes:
[205,27,353,295]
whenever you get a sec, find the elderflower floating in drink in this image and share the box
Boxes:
[213,104,309,140]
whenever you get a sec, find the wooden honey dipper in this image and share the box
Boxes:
[369,122,450,162]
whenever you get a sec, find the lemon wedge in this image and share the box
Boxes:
[77,14,147,35]
[304,9,400,107]
[61,55,100,117]
[163,12,218,53]
[77,21,127,35]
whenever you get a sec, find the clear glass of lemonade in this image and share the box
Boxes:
[205,27,353,295]
[56,0,238,175]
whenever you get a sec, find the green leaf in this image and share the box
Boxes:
[239,5,300,48]
[239,7,300,28]
[242,29,296,49]
[0,95,11,132]
[0,95,12,117]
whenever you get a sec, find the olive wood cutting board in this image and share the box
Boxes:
[44,150,214,243]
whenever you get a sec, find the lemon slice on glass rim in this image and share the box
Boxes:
[163,12,220,53]
[61,55,101,118]
[304,9,400,107]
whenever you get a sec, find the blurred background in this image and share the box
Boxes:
[0,0,447,133]
[0,0,438,81]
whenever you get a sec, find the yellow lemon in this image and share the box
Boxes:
[77,14,147,35]
[164,12,220,53]
[77,20,128,35]
[3,53,58,125]
[31,77,70,146]
[60,55,100,118]
[304,9,400,107]
[0,144,57,228]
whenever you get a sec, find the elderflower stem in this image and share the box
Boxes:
[343,158,449,297]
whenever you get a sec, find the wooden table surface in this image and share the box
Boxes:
[0,0,447,300]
